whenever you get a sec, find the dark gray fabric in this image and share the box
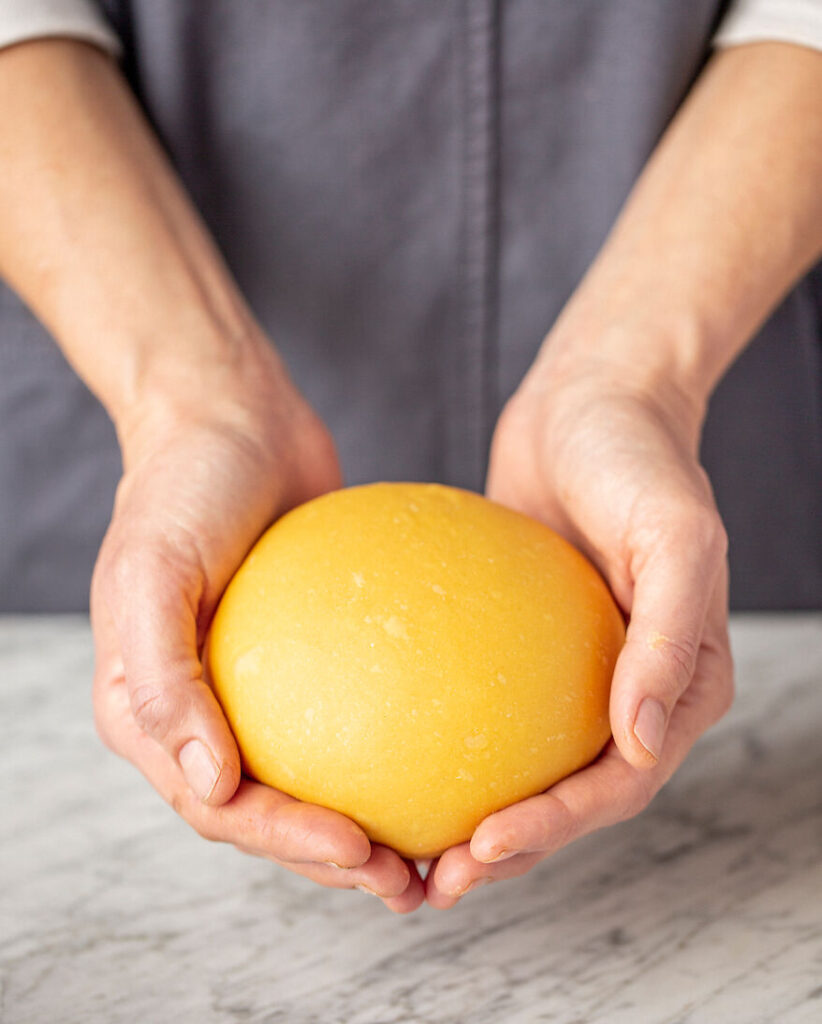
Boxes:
[701,282,822,608]
[1,0,820,611]
[0,287,120,612]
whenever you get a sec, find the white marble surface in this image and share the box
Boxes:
[1,615,821,1024]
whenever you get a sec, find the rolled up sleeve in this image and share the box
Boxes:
[714,0,822,52]
[0,0,121,57]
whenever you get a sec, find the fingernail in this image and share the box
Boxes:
[633,698,667,761]
[451,877,493,898]
[324,861,348,870]
[179,739,220,801]
[483,848,516,864]
[354,883,379,896]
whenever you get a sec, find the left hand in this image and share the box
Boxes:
[426,356,734,907]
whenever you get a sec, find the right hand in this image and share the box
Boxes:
[90,338,424,913]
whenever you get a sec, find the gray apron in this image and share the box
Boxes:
[1,0,820,612]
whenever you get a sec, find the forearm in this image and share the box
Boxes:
[528,42,822,423]
[0,39,269,440]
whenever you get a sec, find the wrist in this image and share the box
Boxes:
[518,304,716,454]
[521,41,822,432]
[521,255,739,444]
[112,326,293,468]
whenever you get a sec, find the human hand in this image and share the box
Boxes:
[91,341,424,913]
[426,353,733,907]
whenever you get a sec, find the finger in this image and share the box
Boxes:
[610,507,727,769]
[234,797,374,867]
[235,841,413,901]
[105,543,242,805]
[469,742,642,864]
[425,847,543,909]
[380,863,426,914]
[469,612,733,869]
[95,659,374,869]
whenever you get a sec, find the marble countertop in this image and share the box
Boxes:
[1,615,821,1024]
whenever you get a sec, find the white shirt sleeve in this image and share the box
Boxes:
[0,0,121,57]
[714,0,822,51]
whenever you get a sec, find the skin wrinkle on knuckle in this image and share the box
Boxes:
[266,807,316,857]
[650,632,700,691]
[623,632,696,708]
[130,684,179,740]
[107,527,200,614]
[537,794,577,852]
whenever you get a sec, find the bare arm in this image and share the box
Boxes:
[0,39,260,438]
[531,40,822,418]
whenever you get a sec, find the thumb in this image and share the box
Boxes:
[106,544,242,805]
[610,511,727,769]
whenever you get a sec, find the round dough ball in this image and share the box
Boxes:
[207,482,624,858]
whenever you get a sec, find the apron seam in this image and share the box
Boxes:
[453,0,499,490]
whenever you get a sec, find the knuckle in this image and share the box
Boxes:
[130,684,177,741]
[550,796,580,848]
[683,505,727,564]
[651,502,726,569]
[266,805,310,854]
[629,629,699,699]
[660,633,700,688]
[108,538,180,600]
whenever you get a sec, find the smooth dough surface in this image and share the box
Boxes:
[207,483,625,858]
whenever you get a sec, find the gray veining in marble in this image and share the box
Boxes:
[1,615,821,1024]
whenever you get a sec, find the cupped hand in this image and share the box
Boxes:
[426,356,734,907]
[91,339,424,913]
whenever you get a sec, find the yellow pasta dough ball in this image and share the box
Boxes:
[207,483,624,858]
